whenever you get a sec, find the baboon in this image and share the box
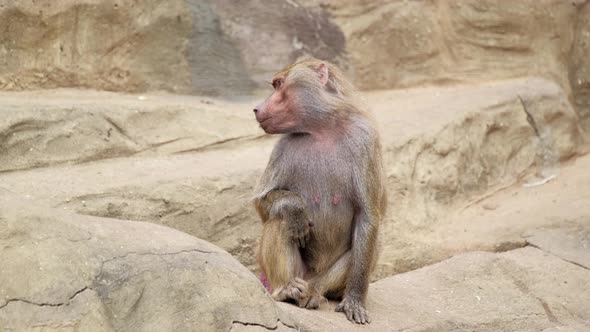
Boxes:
[253,59,386,324]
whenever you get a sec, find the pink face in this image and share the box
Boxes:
[253,77,300,134]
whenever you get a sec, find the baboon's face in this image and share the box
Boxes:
[253,75,302,134]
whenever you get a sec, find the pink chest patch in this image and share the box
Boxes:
[313,194,321,205]
[332,194,341,205]
[312,194,343,205]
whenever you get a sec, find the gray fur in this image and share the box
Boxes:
[254,59,386,324]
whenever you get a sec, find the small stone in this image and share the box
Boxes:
[482,202,499,210]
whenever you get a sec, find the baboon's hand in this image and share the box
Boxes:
[268,193,313,248]
[335,296,370,324]
[283,204,313,248]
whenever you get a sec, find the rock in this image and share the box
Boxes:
[373,77,586,275]
[525,223,590,269]
[481,202,498,210]
[2,2,589,329]
[0,0,344,95]
[379,78,585,232]
[279,246,590,331]
[210,0,346,86]
[384,152,590,278]
[569,1,590,132]
[0,78,585,278]
[0,196,295,331]
[0,90,261,172]
[301,0,579,93]
[1,0,588,102]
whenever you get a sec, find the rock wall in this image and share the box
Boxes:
[304,0,581,92]
[0,0,344,95]
[569,1,590,132]
[0,0,588,104]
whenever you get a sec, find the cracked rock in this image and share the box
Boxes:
[0,196,294,331]
[280,247,590,331]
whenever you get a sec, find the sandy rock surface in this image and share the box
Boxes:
[1,78,586,278]
[280,244,590,331]
[0,81,588,330]
[378,152,590,279]
[0,196,295,331]
[0,90,261,172]
[525,224,590,269]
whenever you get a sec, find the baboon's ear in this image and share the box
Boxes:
[316,63,329,86]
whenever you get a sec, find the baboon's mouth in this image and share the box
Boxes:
[258,117,272,125]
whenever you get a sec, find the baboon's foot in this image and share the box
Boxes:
[272,277,322,309]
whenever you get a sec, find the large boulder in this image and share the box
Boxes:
[379,78,584,230]
[0,90,261,172]
[0,196,295,331]
[382,151,590,277]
